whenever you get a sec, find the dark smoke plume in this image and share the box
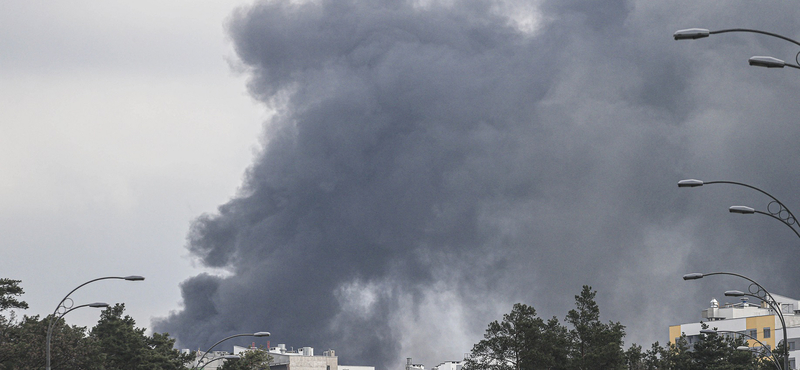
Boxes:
[155,0,800,368]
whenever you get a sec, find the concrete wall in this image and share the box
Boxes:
[286,353,338,370]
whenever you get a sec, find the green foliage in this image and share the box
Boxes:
[463,303,568,370]
[690,325,753,370]
[465,286,774,370]
[565,285,626,370]
[90,303,192,370]
[0,279,28,312]
[0,314,102,370]
[624,344,643,370]
[0,280,190,370]
[218,347,272,370]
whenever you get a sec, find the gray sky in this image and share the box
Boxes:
[4,0,800,369]
[0,0,265,337]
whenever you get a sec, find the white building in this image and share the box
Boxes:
[431,360,464,370]
[670,294,800,369]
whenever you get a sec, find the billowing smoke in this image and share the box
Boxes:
[155,0,800,368]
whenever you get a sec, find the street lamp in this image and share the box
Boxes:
[673,28,800,70]
[701,329,781,370]
[678,179,800,241]
[685,271,788,370]
[46,302,109,369]
[191,332,270,370]
[46,276,145,370]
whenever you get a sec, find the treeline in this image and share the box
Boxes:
[1,278,781,370]
[0,279,193,369]
[463,285,779,370]
[0,278,272,370]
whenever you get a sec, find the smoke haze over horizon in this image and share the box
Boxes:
[154,1,800,368]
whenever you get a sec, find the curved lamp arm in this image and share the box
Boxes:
[673,29,800,69]
[729,207,800,241]
[709,29,800,47]
[702,329,781,370]
[46,276,143,370]
[725,290,787,347]
[50,276,144,319]
[46,302,109,370]
[191,332,270,370]
[678,179,800,241]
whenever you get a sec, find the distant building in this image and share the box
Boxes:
[186,349,233,370]
[670,294,800,369]
[405,358,425,370]
[185,343,373,370]
[431,360,463,370]
[263,344,339,370]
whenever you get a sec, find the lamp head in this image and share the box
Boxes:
[749,56,786,68]
[729,206,755,214]
[736,346,751,351]
[254,332,270,337]
[123,276,145,281]
[89,302,110,308]
[700,329,717,335]
[683,273,704,280]
[725,290,745,297]
[678,179,704,187]
[674,28,711,40]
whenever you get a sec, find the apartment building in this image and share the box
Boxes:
[670,294,800,369]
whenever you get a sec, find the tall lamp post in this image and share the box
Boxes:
[678,179,800,241]
[701,328,782,370]
[673,28,800,70]
[684,271,788,370]
[191,332,270,370]
[46,276,145,370]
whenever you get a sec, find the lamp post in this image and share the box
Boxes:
[673,28,800,70]
[191,332,270,370]
[701,329,782,370]
[678,179,800,242]
[684,271,788,370]
[46,276,144,370]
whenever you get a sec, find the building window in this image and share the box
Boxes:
[750,329,758,339]
[789,341,796,351]
[764,327,771,339]
[789,357,795,370]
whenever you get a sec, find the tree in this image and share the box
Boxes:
[661,337,693,370]
[90,304,192,370]
[690,324,754,370]
[219,347,272,370]
[624,344,644,370]
[0,314,102,370]
[464,303,568,370]
[565,285,626,370]
[0,279,28,312]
